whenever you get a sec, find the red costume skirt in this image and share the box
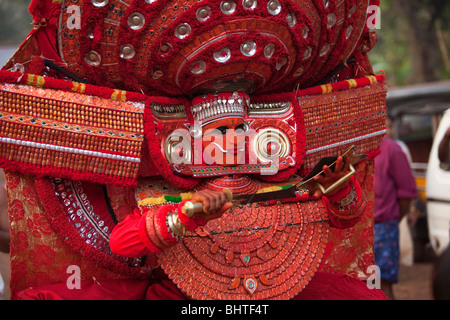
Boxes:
[14,272,386,300]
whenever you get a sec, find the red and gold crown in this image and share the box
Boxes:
[54,0,376,96]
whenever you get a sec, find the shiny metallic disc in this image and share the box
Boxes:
[164,134,191,165]
[91,0,108,7]
[214,48,231,63]
[319,43,330,56]
[189,123,202,139]
[345,25,353,39]
[120,44,136,59]
[220,1,236,15]
[240,41,257,57]
[303,46,312,60]
[196,6,212,22]
[348,4,357,17]
[152,69,164,79]
[253,128,290,163]
[302,25,309,38]
[190,60,207,74]
[174,23,192,39]
[128,12,145,30]
[267,0,282,15]
[159,43,173,54]
[276,57,287,70]
[327,13,337,28]
[294,66,304,77]
[264,43,276,59]
[85,51,101,66]
[242,0,257,10]
[286,13,297,27]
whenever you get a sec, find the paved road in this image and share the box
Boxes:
[394,262,435,300]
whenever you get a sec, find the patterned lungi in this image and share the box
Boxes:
[374,220,400,283]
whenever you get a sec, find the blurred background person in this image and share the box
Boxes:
[374,117,418,300]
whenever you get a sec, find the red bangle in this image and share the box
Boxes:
[139,210,163,253]
[154,205,179,245]
[144,210,169,252]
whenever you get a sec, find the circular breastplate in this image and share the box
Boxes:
[158,200,329,300]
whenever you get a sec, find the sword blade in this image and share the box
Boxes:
[182,145,366,215]
[231,185,298,205]
[232,145,366,204]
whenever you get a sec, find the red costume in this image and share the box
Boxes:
[1,0,387,300]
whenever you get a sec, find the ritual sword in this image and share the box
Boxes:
[182,145,366,217]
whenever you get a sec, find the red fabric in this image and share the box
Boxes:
[110,204,188,258]
[32,26,64,66]
[145,272,387,300]
[27,0,65,68]
[14,279,153,300]
[109,209,154,258]
[13,272,386,300]
[292,272,387,300]
[145,279,187,300]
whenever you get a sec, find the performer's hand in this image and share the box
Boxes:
[313,156,351,198]
[190,189,233,221]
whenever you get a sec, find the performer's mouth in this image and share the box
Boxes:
[209,142,247,154]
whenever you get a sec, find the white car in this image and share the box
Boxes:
[427,108,450,255]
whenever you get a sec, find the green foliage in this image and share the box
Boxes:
[369,1,410,86]
[0,0,32,46]
[369,0,450,86]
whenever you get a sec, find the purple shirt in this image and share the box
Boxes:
[374,137,418,223]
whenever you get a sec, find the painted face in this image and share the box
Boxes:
[201,117,248,166]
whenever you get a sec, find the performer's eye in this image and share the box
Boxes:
[235,124,244,132]
[216,126,229,135]
[235,122,249,133]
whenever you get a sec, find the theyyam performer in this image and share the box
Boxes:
[0,0,387,299]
